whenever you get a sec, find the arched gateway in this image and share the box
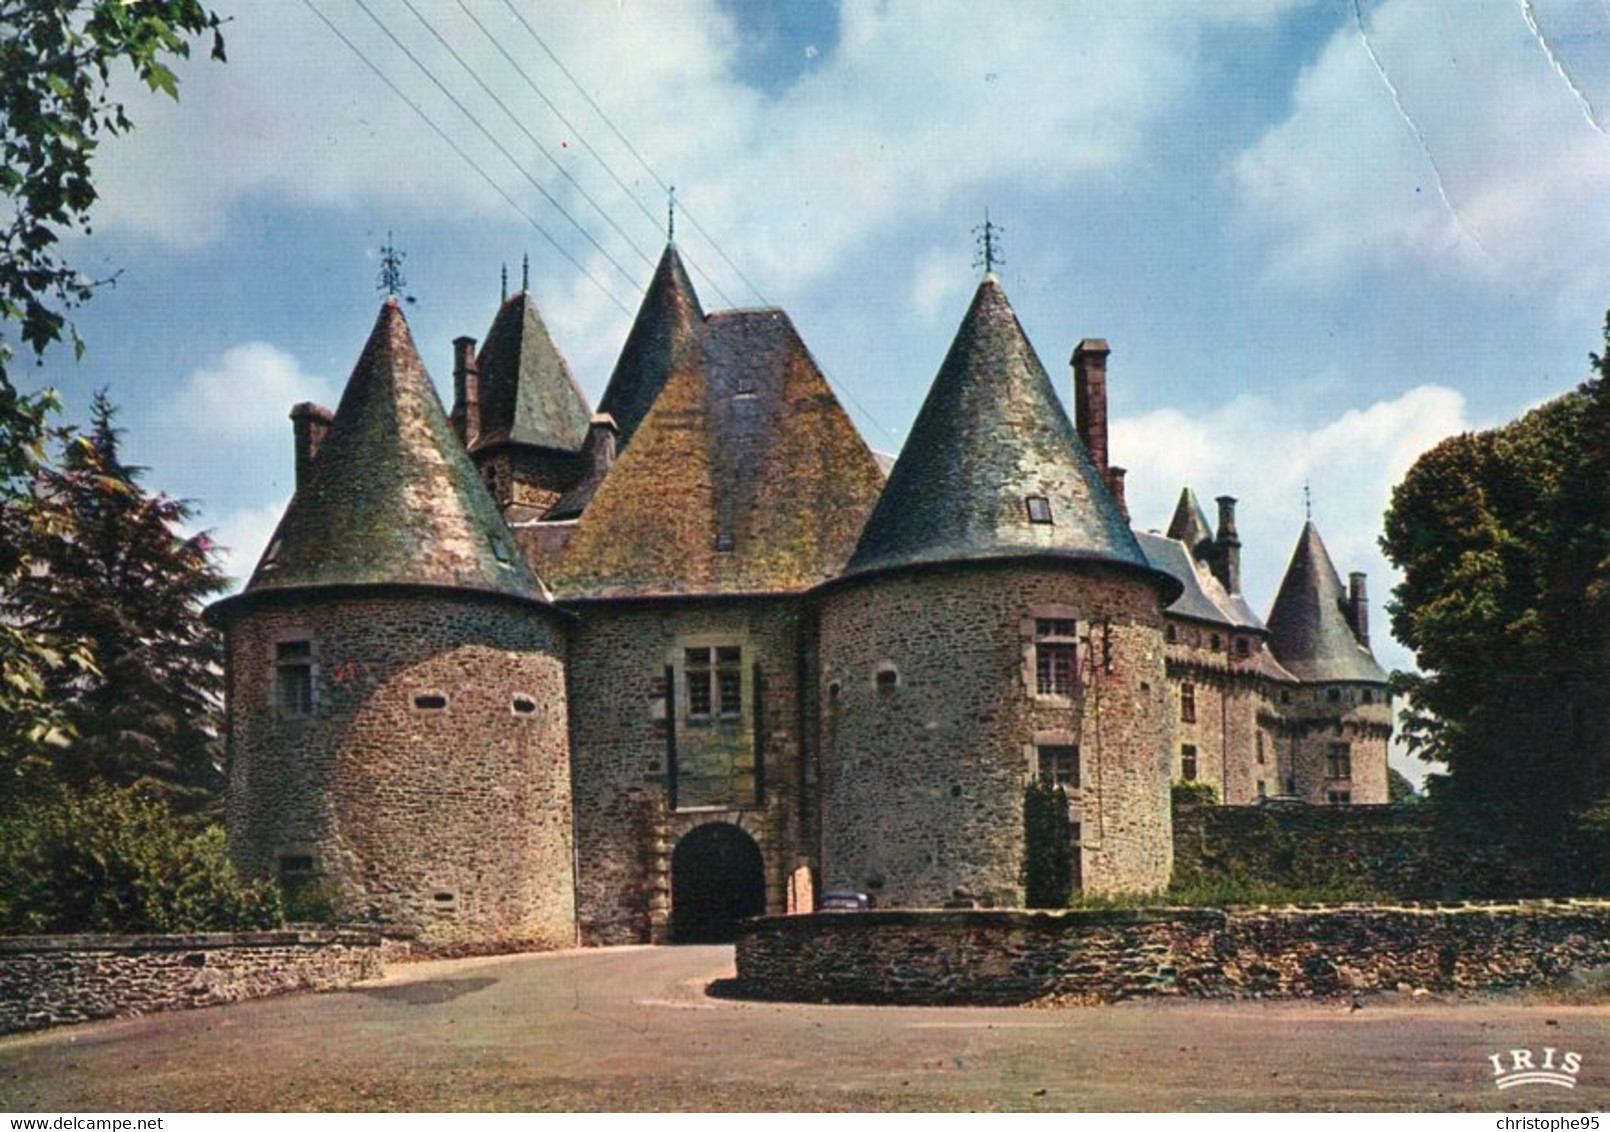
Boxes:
[670,822,766,943]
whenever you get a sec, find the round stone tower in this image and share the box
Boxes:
[816,277,1181,907]
[209,300,575,951]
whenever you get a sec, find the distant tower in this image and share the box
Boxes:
[817,276,1181,906]
[1266,522,1392,805]
[210,300,576,950]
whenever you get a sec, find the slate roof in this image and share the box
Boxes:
[550,308,886,598]
[597,243,704,451]
[1136,531,1264,631]
[843,277,1172,595]
[1166,487,1215,554]
[224,301,547,608]
[472,290,592,452]
[1266,521,1387,683]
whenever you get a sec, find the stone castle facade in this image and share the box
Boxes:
[210,245,1391,950]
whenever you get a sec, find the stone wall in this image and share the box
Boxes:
[0,930,382,1035]
[1280,683,1392,805]
[735,902,1610,1005]
[225,591,575,953]
[817,559,1172,906]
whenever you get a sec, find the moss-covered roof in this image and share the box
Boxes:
[1266,521,1387,684]
[550,308,885,598]
[472,291,591,453]
[597,243,704,452]
[843,277,1167,590]
[236,301,548,604]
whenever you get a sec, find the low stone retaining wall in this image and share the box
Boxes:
[735,902,1610,1005]
[0,929,384,1035]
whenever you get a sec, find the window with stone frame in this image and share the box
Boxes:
[275,640,314,715]
[1033,618,1080,697]
[685,645,743,722]
[1327,790,1352,807]
[1036,744,1080,789]
[1180,682,1197,723]
[1326,742,1352,780]
[1181,743,1198,780]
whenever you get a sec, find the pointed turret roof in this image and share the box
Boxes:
[1266,521,1386,683]
[551,308,885,598]
[472,290,591,452]
[230,301,546,605]
[1166,487,1215,552]
[843,277,1170,592]
[597,243,704,451]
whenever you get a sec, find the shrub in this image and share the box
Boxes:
[1172,779,1219,806]
[0,785,282,934]
[1022,779,1074,908]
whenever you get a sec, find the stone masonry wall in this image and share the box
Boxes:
[564,597,806,944]
[1164,633,1274,805]
[817,559,1172,907]
[226,592,574,953]
[1281,683,1392,805]
[736,902,1610,1005]
[0,930,382,1035]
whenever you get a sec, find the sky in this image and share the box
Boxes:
[20,0,1610,782]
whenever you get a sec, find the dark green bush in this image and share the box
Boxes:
[1171,779,1220,806]
[1023,778,1074,908]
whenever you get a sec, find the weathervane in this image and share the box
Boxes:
[501,263,508,302]
[522,253,530,293]
[1304,481,1312,522]
[973,209,1004,276]
[668,185,676,243]
[376,232,416,304]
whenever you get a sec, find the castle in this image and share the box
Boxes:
[209,243,1392,949]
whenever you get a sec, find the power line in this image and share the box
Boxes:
[397,0,656,273]
[301,0,633,316]
[348,0,644,295]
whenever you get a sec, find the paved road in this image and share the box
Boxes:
[2,946,1608,1111]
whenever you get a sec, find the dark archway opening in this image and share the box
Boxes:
[670,822,766,943]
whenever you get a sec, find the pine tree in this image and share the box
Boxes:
[13,392,227,810]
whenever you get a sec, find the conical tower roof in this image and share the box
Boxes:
[1166,487,1214,552]
[472,290,591,452]
[232,301,546,605]
[1266,521,1386,683]
[843,277,1169,590]
[597,243,704,450]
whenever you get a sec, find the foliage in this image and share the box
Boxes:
[8,392,228,810]
[1387,767,1418,804]
[1022,778,1075,908]
[1382,320,1610,866]
[1171,779,1219,806]
[0,785,280,935]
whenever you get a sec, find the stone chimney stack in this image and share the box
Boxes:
[1214,495,1241,595]
[1072,339,1111,478]
[1348,571,1370,646]
[451,335,480,446]
[289,402,334,492]
[583,412,618,478]
[1108,466,1128,520]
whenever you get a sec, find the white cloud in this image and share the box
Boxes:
[1232,0,1610,303]
[1113,383,1473,674]
[200,498,289,592]
[176,341,335,440]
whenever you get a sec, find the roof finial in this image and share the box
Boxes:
[1304,480,1312,523]
[667,184,676,243]
[377,230,408,299]
[500,262,508,302]
[521,253,530,293]
[973,209,1004,277]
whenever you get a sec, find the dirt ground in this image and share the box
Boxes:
[2,945,1607,1112]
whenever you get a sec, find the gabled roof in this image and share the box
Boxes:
[233,301,547,605]
[472,290,592,452]
[1166,487,1215,553]
[597,243,704,451]
[1266,521,1387,683]
[1136,531,1265,632]
[843,277,1169,592]
[550,308,885,599]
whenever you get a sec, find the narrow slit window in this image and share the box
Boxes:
[1025,495,1053,524]
[512,696,537,715]
[414,693,448,711]
[716,646,743,718]
[686,648,713,719]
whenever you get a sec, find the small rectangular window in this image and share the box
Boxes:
[1033,619,1079,697]
[1025,495,1053,524]
[1069,820,1083,845]
[1257,780,1267,799]
[1180,682,1197,723]
[275,640,313,715]
[1256,732,1266,765]
[414,693,448,710]
[1327,742,1351,780]
[1327,790,1352,807]
[278,855,315,883]
[1036,744,1080,789]
[685,646,742,722]
[686,648,713,719]
[1181,744,1198,780]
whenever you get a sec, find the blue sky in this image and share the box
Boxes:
[21,0,1610,780]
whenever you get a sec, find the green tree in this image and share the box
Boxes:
[1023,778,1075,908]
[1386,767,1418,804]
[12,392,228,809]
[1382,321,1610,877]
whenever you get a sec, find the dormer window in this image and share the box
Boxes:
[1025,496,1053,524]
[490,536,511,564]
[714,533,735,553]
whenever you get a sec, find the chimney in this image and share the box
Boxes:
[1107,466,1128,519]
[583,412,618,478]
[451,335,480,445]
[1348,571,1370,646]
[1072,338,1111,477]
[289,402,334,492]
[1214,495,1241,594]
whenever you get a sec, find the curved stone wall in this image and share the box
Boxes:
[225,592,574,952]
[816,559,1171,907]
[735,902,1610,1005]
